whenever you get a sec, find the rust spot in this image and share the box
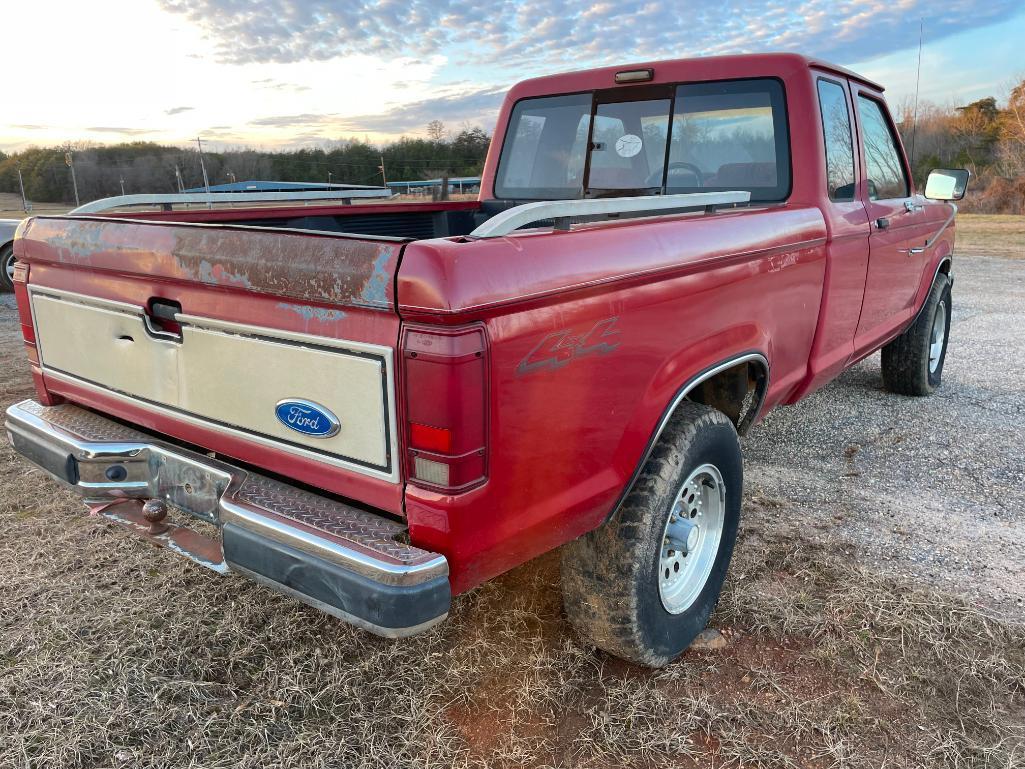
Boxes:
[19,217,401,309]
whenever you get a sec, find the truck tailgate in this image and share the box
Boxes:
[16,216,405,509]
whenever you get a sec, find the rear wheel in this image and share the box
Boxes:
[881,273,951,396]
[0,244,14,292]
[560,402,742,667]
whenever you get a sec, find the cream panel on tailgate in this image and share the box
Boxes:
[30,288,393,474]
[31,293,181,404]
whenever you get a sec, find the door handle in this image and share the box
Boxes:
[875,217,890,229]
[145,298,184,342]
[898,245,926,256]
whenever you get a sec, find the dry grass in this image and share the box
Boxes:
[1,485,1021,768]
[956,214,1025,258]
[1,296,1023,768]
[0,192,71,220]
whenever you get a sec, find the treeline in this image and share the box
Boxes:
[0,126,491,204]
[4,84,1025,214]
[894,78,1025,214]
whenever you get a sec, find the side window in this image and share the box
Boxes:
[817,79,856,202]
[857,96,909,200]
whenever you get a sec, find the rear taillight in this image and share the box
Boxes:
[13,259,59,406]
[401,323,488,492]
[13,261,34,344]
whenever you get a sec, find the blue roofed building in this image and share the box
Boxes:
[184,180,387,193]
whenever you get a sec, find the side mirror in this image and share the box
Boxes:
[924,168,970,201]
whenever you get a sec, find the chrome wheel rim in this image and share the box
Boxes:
[929,301,947,374]
[658,463,726,614]
[3,251,13,284]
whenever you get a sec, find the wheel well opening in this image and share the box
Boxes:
[685,360,767,435]
[938,259,952,276]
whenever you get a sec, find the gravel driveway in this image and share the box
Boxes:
[743,254,1025,618]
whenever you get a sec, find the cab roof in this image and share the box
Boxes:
[507,52,883,100]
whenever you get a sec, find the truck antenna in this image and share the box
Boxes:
[910,18,924,171]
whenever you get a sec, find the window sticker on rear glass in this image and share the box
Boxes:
[615,134,643,158]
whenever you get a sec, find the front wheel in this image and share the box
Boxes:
[0,244,14,292]
[881,273,952,396]
[561,402,742,667]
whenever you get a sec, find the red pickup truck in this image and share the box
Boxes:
[5,53,968,666]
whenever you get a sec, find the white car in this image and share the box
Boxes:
[1,219,19,292]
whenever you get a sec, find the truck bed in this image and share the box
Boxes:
[110,199,483,240]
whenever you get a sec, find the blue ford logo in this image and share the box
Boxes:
[274,399,341,438]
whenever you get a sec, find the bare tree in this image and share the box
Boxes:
[426,120,447,142]
[998,78,1025,176]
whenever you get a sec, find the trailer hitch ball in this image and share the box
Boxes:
[142,499,170,535]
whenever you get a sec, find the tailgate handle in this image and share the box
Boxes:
[145,298,184,342]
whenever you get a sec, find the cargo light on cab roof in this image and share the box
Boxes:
[615,68,654,84]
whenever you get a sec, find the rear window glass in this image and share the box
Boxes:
[495,78,790,202]
[494,93,591,199]
[588,99,671,193]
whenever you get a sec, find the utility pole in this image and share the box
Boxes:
[64,151,80,207]
[378,154,387,185]
[174,164,184,193]
[119,175,126,196]
[16,163,29,212]
[195,137,211,197]
[328,170,333,184]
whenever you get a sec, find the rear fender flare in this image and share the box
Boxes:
[602,350,769,526]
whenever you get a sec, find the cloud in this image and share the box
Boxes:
[249,113,339,128]
[252,78,312,93]
[86,127,154,135]
[165,106,195,115]
[157,0,1022,72]
[335,86,506,133]
[248,86,505,138]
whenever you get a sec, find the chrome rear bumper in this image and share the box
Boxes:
[4,399,449,637]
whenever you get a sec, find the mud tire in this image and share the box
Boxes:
[881,273,952,396]
[560,402,742,667]
[0,243,14,292]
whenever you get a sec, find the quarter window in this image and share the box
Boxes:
[817,79,856,202]
[857,96,909,200]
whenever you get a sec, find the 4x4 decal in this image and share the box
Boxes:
[517,317,621,376]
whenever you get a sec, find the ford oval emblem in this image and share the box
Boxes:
[274,399,341,439]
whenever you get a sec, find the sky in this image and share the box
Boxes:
[1,0,1023,153]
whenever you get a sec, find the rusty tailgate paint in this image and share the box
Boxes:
[17,216,404,309]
